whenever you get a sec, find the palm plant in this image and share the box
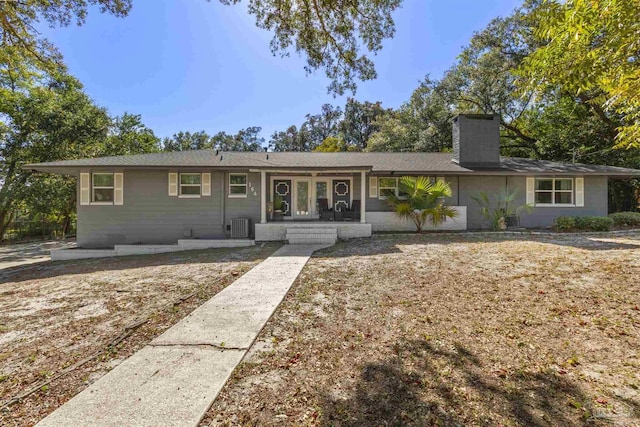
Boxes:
[384,176,458,232]
[471,190,532,231]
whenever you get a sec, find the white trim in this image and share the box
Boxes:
[575,176,585,207]
[260,171,267,223]
[80,173,90,205]
[533,177,575,206]
[90,202,114,206]
[179,172,202,197]
[114,172,124,205]
[201,172,211,196]
[526,176,535,205]
[368,176,378,198]
[534,204,576,208]
[92,172,115,203]
[229,173,248,198]
[168,172,178,196]
[361,171,366,223]
[292,178,312,218]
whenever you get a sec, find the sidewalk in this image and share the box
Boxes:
[36,244,329,427]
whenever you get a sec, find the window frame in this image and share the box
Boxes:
[534,177,574,207]
[228,173,248,198]
[91,173,115,205]
[377,176,427,200]
[378,177,399,200]
[179,173,202,198]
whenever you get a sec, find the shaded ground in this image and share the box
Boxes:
[204,233,640,426]
[0,243,280,427]
[0,240,75,270]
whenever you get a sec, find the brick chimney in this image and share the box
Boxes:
[452,114,500,167]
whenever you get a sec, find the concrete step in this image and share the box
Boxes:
[285,228,337,235]
[287,236,337,245]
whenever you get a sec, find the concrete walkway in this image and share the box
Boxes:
[36,244,329,427]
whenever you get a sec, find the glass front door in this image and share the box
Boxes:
[315,180,329,216]
[294,179,311,217]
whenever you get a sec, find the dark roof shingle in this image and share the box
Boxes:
[24,151,640,176]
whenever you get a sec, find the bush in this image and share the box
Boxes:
[553,216,576,232]
[553,216,613,232]
[609,211,640,227]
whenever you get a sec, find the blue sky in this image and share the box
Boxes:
[40,0,522,140]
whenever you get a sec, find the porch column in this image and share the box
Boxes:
[360,170,366,223]
[260,170,267,224]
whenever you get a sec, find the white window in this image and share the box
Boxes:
[534,178,573,205]
[229,173,247,198]
[378,177,424,199]
[180,173,201,197]
[92,173,114,203]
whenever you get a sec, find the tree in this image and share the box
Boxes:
[106,113,160,155]
[269,125,312,152]
[437,10,540,154]
[383,176,458,232]
[314,136,347,152]
[214,126,265,151]
[304,104,342,147]
[0,74,111,237]
[367,77,452,152]
[522,0,640,147]
[0,1,132,77]
[163,131,213,151]
[339,98,387,150]
[218,0,402,95]
[2,1,402,95]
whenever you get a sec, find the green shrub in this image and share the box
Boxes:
[553,216,576,231]
[554,216,613,232]
[609,211,640,227]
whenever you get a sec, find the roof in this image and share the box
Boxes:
[24,150,640,176]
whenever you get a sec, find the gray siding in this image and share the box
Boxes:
[223,171,262,234]
[509,175,608,228]
[365,175,459,212]
[458,175,609,229]
[77,169,226,248]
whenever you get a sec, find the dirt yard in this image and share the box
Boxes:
[204,233,640,426]
[0,243,280,427]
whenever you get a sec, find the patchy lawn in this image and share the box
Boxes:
[204,233,640,426]
[0,243,280,427]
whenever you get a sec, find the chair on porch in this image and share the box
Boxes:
[344,200,361,221]
[318,198,334,221]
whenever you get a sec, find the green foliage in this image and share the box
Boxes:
[314,136,346,152]
[609,212,640,228]
[553,216,614,232]
[0,1,131,79]
[522,0,640,147]
[218,0,402,95]
[383,176,457,232]
[339,98,388,150]
[162,127,265,152]
[367,77,452,152]
[471,190,532,231]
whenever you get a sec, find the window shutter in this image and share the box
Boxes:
[114,173,124,205]
[202,173,211,196]
[437,176,445,184]
[526,177,535,205]
[168,173,178,196]
[80,173,90,205]
[575,177,584,207]
[369,176,377,198]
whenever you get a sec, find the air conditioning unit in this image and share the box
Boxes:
[230,218,250,238]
